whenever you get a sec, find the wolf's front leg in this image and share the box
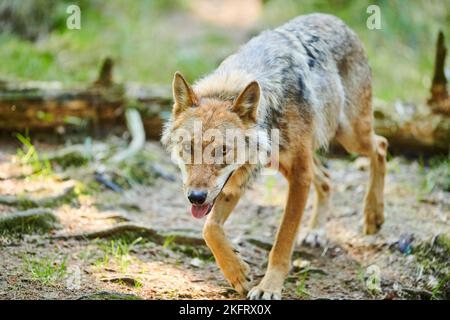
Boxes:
[249,156,313,300]
[203,191,251,295]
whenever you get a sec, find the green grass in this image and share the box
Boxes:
[95,237,142,272]
[264,175,277,200]
[24,255,68,284]
[16,132,53,177]
[163,235,177,248]
[0,0,448,103]
[295,271,311,298]
[413,234,450,299]
[261,0,450,102]
[0,0,231,84]
[419,155,450,194]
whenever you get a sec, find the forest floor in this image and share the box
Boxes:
[0,137,448,300]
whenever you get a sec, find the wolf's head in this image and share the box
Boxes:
[161,72,270,219]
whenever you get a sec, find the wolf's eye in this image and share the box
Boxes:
[182,143,191,153]
[222,145,228,156]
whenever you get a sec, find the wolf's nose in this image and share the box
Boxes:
[188,190,208,204]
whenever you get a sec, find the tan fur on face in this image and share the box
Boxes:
[168,97,259,202]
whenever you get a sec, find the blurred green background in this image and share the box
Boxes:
[0,0,448,102]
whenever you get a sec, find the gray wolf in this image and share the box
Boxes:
[161,13,387,300]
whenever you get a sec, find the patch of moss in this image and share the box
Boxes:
[164,242,213,261]
[77,291,143,300]
[113,157,156,188]
[50,152,89,169]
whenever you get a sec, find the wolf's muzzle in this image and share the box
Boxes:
[187,190,208,204]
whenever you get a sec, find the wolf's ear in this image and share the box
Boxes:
[232,81,260,122]
[172,71,197,116]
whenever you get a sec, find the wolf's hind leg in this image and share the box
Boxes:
[363,134,387,234]
[298,156,331,247]
[336,123,387,235]
[203,191,251,295]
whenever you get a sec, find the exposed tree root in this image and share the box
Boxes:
[45,143,109,168]
[52,223,160,240]
[0,186,76,209]
[52,222,206,246]
[54,223,328,258]
[0,208,59,234]
[245,236,317,259]
[110,108,146,163]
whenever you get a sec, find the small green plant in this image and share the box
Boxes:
[24,255,68,284]
[295,271,310,298]
[74,181,100,196]
[420,156,449,194]
[430,272,450,300]
[96,237,142,272]
[16,132,52,176]
[356,267,366,286]
[348,152,359,161]
[163,235,176,249]
[264,175,277,200]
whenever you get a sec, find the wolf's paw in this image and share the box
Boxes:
[227,260,252,295]
[247,285,282,300]
[362,209,384,235]
[247,271,283,300]
[297,228,328,247]
[363,221,382,235]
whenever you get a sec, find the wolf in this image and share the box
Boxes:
[161,13,387,300]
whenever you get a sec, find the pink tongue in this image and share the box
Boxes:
[191,204,210,219]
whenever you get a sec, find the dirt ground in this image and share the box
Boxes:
[0,138,448,300]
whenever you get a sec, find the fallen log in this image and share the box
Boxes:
[371,99,449,155]
[0,58,172,139]
[0,50,449,154]
[369,31,450,155]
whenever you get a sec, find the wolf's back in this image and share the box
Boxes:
[194,13,369,148]
[197,13,364,104]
